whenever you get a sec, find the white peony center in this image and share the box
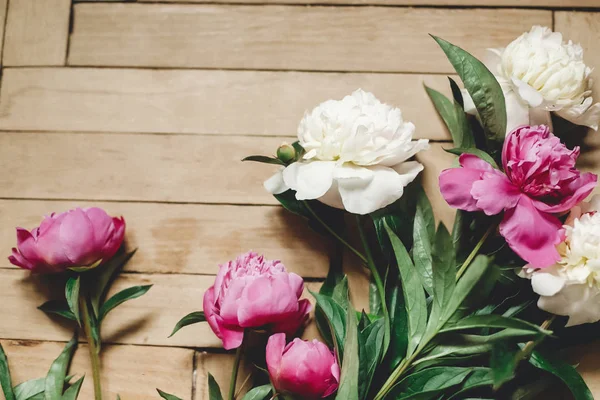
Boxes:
[557,212,600,287]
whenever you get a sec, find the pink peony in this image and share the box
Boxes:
[203,252,311,350]
[266,333,340,399]
[440,125,597,267]
[9,207,125,274]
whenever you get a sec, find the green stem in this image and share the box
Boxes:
[228,342,244,400]
[517,316,556,362]
[375,223,498,400]
[303,201,367,264]
[455,223,495,280]
[80,296,102,400]
[356,215,390,333]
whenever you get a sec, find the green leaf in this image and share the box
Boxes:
[89,249,137,316]
[60,376,84,400]
[412,199,434,296]
[431,225,455,313]
[425,86,462,148]
[335,305,359,400]
[311,292,347,360]
[529,350,594,400]
[390,366,472,399]
[156,389,184,400]
[273,191,311,219]
[490,343,517,389]
[440,329,544,346]
[240,384,272,400]
[385,222,426,357]
[169,311,206,338]
[0,343,15,400]
[369,279,382,316]
[208,373,224,400]
[315,249,344,348]
[387,284,408,370]
[416,188,435,242]
[98,285,152,321]
[448,368,493,399]
[448,77,464,108]
[441,315,551,335]
[85,297,101,354]
[358,318,385,398]
[416,343,493,364]
[45,334,78,400]
[65,277,81,326]
[444,147,499,169]
[241,155,285,165]
[331,276,350,312]
[38,301,77,322]
[14,378,45,400]
[432,35,506,151]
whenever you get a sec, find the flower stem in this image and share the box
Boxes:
[80,296,102,400]
[455,223,495,280]
[303,201,367,264]
[228,342,244,400]
[517,315,556,362]
[356,215,390,336]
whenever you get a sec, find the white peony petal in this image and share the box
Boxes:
[334,164,421,215]
[538,285,600,327]
[504,88,532,134]
[531,269,566,296]
[556,101,600,131]
[511,77,544,108]
[282,161,336,201]
[461,89,476,115]
[483,48,503,75]
[263,168,288,195]
[392,161,425,187]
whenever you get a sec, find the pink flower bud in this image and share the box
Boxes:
[266,333,340,399]
[8,207,125,274]
[203,252,311,350]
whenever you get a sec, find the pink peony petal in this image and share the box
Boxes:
[83,207,114,252]
[100,216,125,261]
[471,172,521,216]
[271,298,312,337]
[59,208,97,265]
[266,333,286,385]
[499,196,562,268]
[439,164,487,212]
[203,286,244,350]
[533,172,597,214]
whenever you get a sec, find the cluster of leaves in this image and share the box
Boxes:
[0,335,84,400]
[37,250,152,353]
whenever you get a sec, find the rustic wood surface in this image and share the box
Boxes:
[0,1,599,399]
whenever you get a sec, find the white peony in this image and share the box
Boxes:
[264,89,429,215]
[464,26,600,133]
[520,195,600,326]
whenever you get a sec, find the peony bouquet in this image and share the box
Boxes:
[167,27,600,400]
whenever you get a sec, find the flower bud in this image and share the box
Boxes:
[276,143,296,164]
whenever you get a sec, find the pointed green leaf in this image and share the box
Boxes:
[432,35,506,151]
[0,343,15,400]
[315,248,344,348]
[390,366,472,400]
[385,222,426,357]
[387,285,408,370]
[241,155,285,166]
[156,389,184,400]
[310,292,347,359]
[448,368,493,399]
[14,378,45,400]
[89,249,137,315]
[208,373,224,400]
[425,86,462,147]
[38,301,77,322]
[444,148,498,169]
[491,343,518,389]
[369,279,382,316]
[169,311,206,338]
[448,77,464,107]
[240,384,272,400]
[440,329,544,346]
[61,376,84,400]
[99,285,152,321]
[441,315,551,335]
[431,225,455,312]
[45,334,78,400]
[65,277,81,326]
[412,205,434,296]
[331,276,350,312]
[335,305,359,400]
[272,191,311,219]
[529,350,594,400]
[358,318,385,398]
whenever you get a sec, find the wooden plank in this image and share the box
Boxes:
[139,0,599,5]
[0,270,365,348]
[0,68,452,140]
[0,339,193,400]
[3,0,71,66]
[68,4,551,73]
[0,0,7,63]
[0,133,453,209]
[555,12,600,185]
[0,200,331,277]
[195,352,252,400]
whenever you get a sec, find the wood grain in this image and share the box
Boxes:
[68,4,550,73]
[3,0,70,66]
[0,67,453,140]
[196,352,252,400]
[139,0,599,5]
[0,339,193,400]
[0,269,367,348]
[0,133,455,215]
[0,200,331,277]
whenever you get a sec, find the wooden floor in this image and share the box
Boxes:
[1,0,600,399]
